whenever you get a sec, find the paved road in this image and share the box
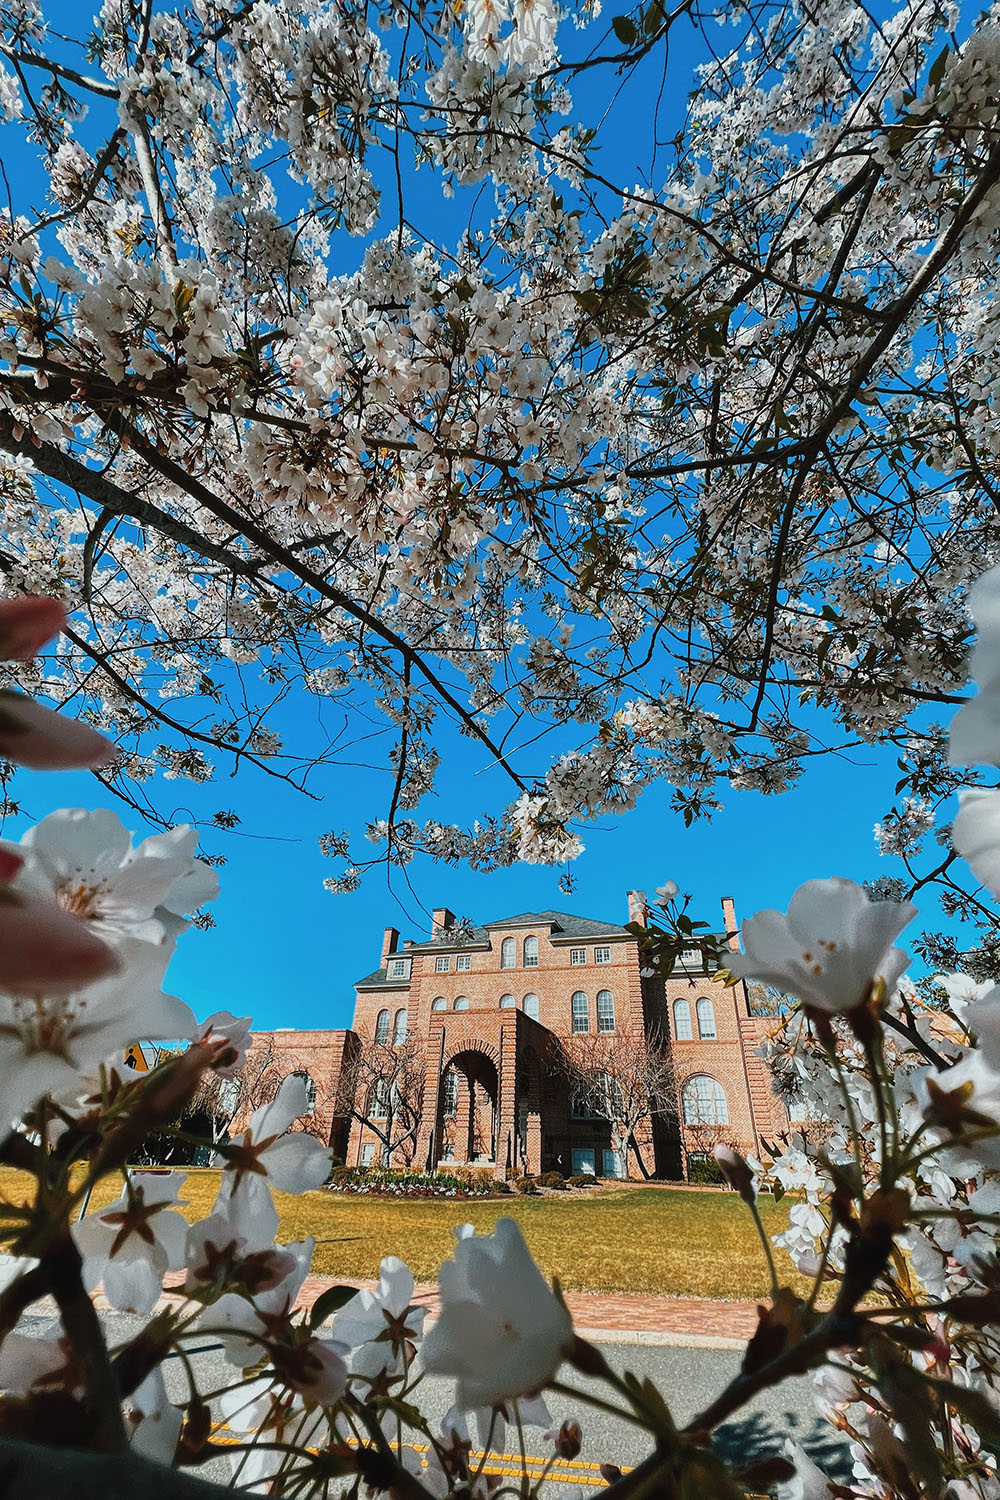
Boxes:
[20,1314,850,1492]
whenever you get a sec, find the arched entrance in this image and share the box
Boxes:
[437,1049,499,1166]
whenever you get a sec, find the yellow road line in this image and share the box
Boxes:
[213,1429,622,1484]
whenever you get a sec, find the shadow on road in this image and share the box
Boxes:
[714,1409,851,1483]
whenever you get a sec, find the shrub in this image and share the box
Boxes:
[326,1166,506,1199]
[538,1171,568,1190]
[567,1174,597,1188]
[686,1155,725,1186]
[514,1176,539,1195]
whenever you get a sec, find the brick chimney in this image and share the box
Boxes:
[721,897,740,952]
[381,927,399,965]
[626,890,648,927]
[431,907,455,937]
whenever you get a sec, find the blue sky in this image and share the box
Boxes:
[7,728,933,1032]
[0,2,969,1031]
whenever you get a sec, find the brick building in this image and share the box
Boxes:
[244,893,789,1180]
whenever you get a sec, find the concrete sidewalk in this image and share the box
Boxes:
[291,1274,758,1350]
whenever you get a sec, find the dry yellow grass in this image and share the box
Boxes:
[0,1168,805,1300]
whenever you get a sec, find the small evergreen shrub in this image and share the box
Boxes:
[538,1171,568,1190]
[686,1155,725,1186]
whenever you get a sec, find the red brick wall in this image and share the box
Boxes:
[234,1030,357,1156]
[248,905,789,1181]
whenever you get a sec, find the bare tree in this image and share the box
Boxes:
[560,1027,677,1180]
[334,1033,426,1168]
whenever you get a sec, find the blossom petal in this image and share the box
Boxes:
[952,787,1000,898]
[0,698,114,770]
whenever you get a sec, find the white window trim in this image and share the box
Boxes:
[435,955,450,973]
[595,946,611,964]
[456,954,471,971]
[570,948,587,965]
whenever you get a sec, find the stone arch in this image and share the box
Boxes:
[441,1036,500,1072]
[436,1046,500,1167]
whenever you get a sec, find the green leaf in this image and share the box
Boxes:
[611,14,637,44]
[927,45,950,92]
[309,1285,358,1327]
[642,0,664,34]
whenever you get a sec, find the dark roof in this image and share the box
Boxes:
[406,909,632,951]
[355,909,634,988]
[354,969,408,990]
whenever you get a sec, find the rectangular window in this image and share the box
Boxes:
[595,946,611,964]
[570,948,587,965]
[435,956,450,973]
[456,954,471,972]
[360,1144,376,1167]
[680,947,702,969]
[387,958,410,980]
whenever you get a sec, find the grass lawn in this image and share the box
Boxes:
[0,1169,805,1301]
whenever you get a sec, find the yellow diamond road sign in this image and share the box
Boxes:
[123,1043,155,1073]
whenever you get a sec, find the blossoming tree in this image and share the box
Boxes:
[1,0,999,903]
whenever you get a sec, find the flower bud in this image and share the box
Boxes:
[548,1419,582,1461]
[0,889,119,994]
[0,692,116,770]
[0,596,66,661]
[713,1143,756,1202]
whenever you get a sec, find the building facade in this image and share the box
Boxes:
[244,893,790,1180]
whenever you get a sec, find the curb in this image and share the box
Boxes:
[573,1326,747,1350]
[26,1297,750,1352]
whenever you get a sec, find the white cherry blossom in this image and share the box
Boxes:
[728,878,916,1015]
[0,938,195,1127]
[952,788,1000,902]
[220,1072,332,1205]
[0,809,219,946]
[74,1171,189,1315]
[332,1255,425,1378]
[949,563,1000,770]
[421,1219,573,1408]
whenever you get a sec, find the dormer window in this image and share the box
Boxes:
[387,957,411,981]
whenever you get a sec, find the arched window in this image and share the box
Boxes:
[523,993,539,1020]
[291,1070,316,1114]
[524,935,539,969]
[672,999,693,1041]
[369,1077,392,1118]
[393,1008,408,1044]
[375,1009,390,1044]
[431,997,447,1012]
[499,994,516,1009]
[453,995,469,1012]
[682,1076,729,1126]
[696,997,717,1040]
[572,992,589,1033]
[598,1070,623,1119]
[441,1071,458,1116]
[597,990,615,1032]
[501,937,516,969]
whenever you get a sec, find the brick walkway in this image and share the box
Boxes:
[290,1274,758,1349]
